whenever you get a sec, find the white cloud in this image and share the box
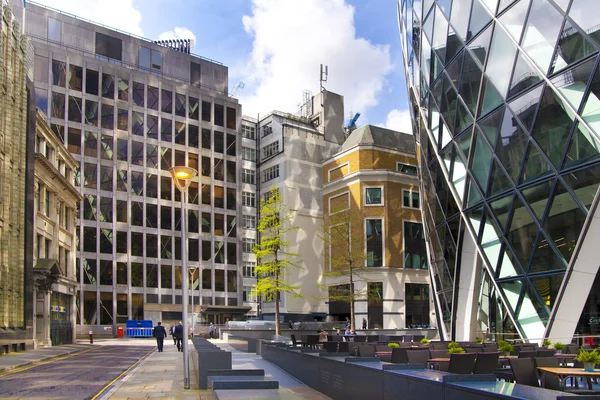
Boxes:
[384,109,413,134]
[158,27,197,53]
[238,0,392,118]
[33,0,144,37]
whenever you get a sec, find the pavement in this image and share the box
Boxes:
[0,338,330,400]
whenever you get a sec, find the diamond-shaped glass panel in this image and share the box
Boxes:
[521,179,554,221]
[446,27,464,65]
[531,86,575,168]
[490,160,513,196]
[485,26,518,98]
[468,0,492,41]
[490,193,514,233]
[467,205,485,236]
[551,57,596,115]
[441,76,459,131]
[433,6,450,62]
[432,76,444,108]
[506,196,538,269]
[508,51,541,99]
[496,108,528,181]
[458,51,483,114]
[438,0,453,17]
[446,52,464,86]
[478,106,503,146]
[455,100,474,133]
[470,130,494,191]
[481,208,503,267]
[521,0,565,74]
[508,84,544,132]
[579,62,600,136]
[568,0,600,47]
[561,163,600,211]
[543,181,588,264]
[421,35,434,86]
[563,122,600,169]
[517,283,547,338]
[480,0,499,14]
[497,246,525,279]
[468,23,493,66]
[450,0,473,41]
[529,273,564,313]
[452,144,469,201]
[423,7,436,43]
[499,279,522,315]
[528,232,567,273]
[498,0,530,42]
[549,20,598,75]
[466,176,484,207]
[480,78,503,117]
[521,142,552,184]
[456,129,473,159]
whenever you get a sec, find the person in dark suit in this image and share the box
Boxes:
[170,324,176,345]
[174,321,184,352]
[153,321,167,352]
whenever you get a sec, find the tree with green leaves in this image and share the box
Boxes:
[253,187,303,337]
[320,207,375,332]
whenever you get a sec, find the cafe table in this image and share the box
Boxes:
[537,367,600,391]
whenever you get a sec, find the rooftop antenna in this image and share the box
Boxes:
[320,64,328,92]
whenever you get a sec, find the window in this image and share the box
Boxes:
[403,190,420,209]
[138,46,162,72]
[243,238,255,253]
[190,62,201,86]
[243,215,256,229]
[242,147,256,162]
[365,187,383,205]
[242,191,256,207]
[242,169,256,185]
[243,262,256,277]
[243,286,257,303]
[397,162,418,175]
[366,219,383,267]
[95,32,122,62]
[242,124,255,140]
[47,17,61,42]
[262,165,279,183]
[262,124,273,137]
[404,221,427,269]
[405,283,429,327]
[262,141,279,159]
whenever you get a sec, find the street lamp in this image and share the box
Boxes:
[170,166,197,390]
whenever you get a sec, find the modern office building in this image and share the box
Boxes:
[33,110,81,347]
[18,0,249,334]
[397,0,600,342]
[0,0,36,352]
[322,125,432,329]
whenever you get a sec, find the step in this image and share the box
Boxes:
[207,375,279,390]
[207,369,265,377]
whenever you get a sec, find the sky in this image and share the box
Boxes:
[34,0,412,133]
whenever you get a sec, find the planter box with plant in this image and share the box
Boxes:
[447,341,465,354]
[553,342,565,354]
[388,342,400,349]
[420,338,429,345]
[497,340,514,356]
[543,339,551,348]
[575,349,600,372]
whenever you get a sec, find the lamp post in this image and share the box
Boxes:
[189,267,198,334]
[170,166,197,390]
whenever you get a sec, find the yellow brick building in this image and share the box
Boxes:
[322,125,433,329]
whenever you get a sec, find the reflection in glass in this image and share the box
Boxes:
[498,0,530,42]
[517,283,546,339]
[101,135,113,160]
[485,26,517,99]
[508,52,541,99]
[148,86,159,110]
[85,100,98,126]
[468,23,492,66]
[568,0,600,46]
[497,247,524,279]
[52,60,66,87]
[147,144,158,168]
[561,163,600,211]
[450,0,473,41]
[161,118,172,142]
[133,82,144,107]
[68,96,82,123]
[101,104,114,129]
[495,108,527,182]
[490,193,514,233]
[521,179,554,220]
[467,0,491,41]
[51,92,65,119]
[506,196,538,270]
[132,111,144,136]
[521,0,564,74]
[528,233,567,273]
[102,73,114,99]
[458,52,483,115]
[147,115,158,140]
[470,131,493,192]
[118,78,129,101]
[161,89,172,113]
[480,208,503,268]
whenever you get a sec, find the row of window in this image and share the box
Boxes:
[364,187,420,209]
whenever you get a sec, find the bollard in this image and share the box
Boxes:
[89,330,93,344]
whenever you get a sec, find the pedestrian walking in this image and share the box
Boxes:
[345,317,351,330]
[189,326,194,338]
[288,320,293,330]
[362,318,367,330]
[153,321,167,352]
[174,321,184,351]
[170,324,176,345]
[209,322,215,339]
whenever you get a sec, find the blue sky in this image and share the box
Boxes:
[37,0,411,132]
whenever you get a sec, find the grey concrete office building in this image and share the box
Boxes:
[17,1,249,335]
[398,0,600,342]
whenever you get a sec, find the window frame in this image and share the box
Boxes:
[402,219,427,269]
[397,161,418,175]
[364,186,384,206]
[364,218,384,268]
[402,189,420,209]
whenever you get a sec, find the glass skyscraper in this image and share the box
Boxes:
[397,0,600,342]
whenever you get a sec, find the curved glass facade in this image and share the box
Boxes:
[398,0,600,341]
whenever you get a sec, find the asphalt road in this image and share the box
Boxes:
[0,345,153,399]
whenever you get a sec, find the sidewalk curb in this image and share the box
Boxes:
[0,346,93,373]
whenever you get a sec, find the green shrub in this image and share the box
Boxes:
[553,342,565,351]
[543,339,551,347]
[447,341,460,349]
[498,341,514,353]
[388,342,400,349]
[575,349,600,364]
[447,346,466,354]
[420,338,429,344]
[475,337,483,344]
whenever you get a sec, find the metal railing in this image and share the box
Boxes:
[126,327,154,338]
